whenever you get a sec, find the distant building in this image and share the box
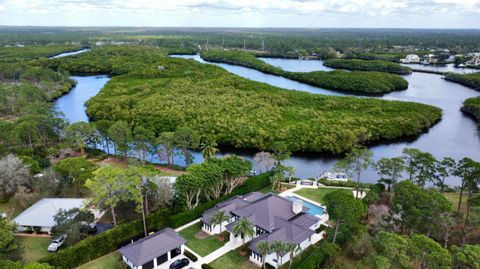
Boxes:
[400,54,420,63]
[119,228,187,269]
[13,198,102,234]
[421,54,437,64]
[466,55,480,67]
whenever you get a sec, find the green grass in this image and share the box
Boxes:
[209,249,258,269]
[17,236,51,262]
[259,183,294,194]
[0,200,21,218]
[178,222,226,257]
[294,187,351,204]
[443,192,479,214]
[76,252,125,269]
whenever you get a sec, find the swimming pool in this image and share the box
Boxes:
[287,196,325,216]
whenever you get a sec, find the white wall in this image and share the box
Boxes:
[202,219,231,235]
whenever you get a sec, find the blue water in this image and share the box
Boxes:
[55,75,110,123]
[287,196,325,216]
[49,49,90,59]
[52,50,480,186]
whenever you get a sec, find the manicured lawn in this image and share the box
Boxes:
[76,252,126,269]
[209,249,258,269]
[178,222,226,257]
[260,183,294,194]
[294,187,351,204]
[17,236,51,262]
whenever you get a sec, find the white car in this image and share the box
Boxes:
[48,235,66,252]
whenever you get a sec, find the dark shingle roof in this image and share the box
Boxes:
[231,193,301,231]
[201,192,266,225]
[118,228,186,267]
[289,213,319,229]
[249,216,315,254]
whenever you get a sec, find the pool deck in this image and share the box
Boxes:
[279,185,330,224]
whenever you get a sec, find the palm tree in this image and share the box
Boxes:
[209,211,230,233]
[256,240,270,269]
[271,240,286,269]
[285,166,295,184]
[271,172,284,192]
[232,217,254,246]
[200,138,219,160]
[285,243,298,269]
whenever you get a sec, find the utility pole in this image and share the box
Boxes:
[262,39,265,52]
[206,38,209,51]
[243,39,246,51]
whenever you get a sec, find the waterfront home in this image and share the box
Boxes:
[13,198,102,234]
[400,54,420,63]
[466,55,480,67]
[119,228,187,269]
[201,192,322,268]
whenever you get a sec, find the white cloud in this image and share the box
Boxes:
[0,0,479,27]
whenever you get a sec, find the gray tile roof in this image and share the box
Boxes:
[249,216,315,254]
[201,192,266,225]
[289,213,319,229]
[118,227,186,267]
[231,193,303,231]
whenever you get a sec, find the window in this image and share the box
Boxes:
[170,247,181,259]
[142,260,154,269]
[156,253,168,265]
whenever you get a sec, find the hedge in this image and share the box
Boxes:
[184,249,198,262]
[39,172,272,269]
[201,264,214,269]
[286,240,337,269]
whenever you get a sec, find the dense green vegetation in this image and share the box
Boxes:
[201,50,409,94]
[2,27,479,56]
[462,97,480,122]
[444,72,480,90]
[46,46,442,154]
[323,59,412,74]
[0,45,78,121]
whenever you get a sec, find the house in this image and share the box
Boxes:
[466,55,480,67]
[119,228,187,269]
[13,198,101,234]
[421,54,437,64]
[400,54,420,63]
[201,192,323,268]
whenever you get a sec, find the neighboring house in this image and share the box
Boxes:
[466,55,480,67]
[201,192,322,268]
[13,198,101,234]
[422,54,437,64]
[119,228,187,269]
[400,54,420,63]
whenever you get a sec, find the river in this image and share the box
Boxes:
[54,51,480,185]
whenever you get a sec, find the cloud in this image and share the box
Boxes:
[0,0,479,27]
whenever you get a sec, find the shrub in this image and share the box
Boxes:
[201,264,214,269]
[288,240,340,269]
[184,249,198,262]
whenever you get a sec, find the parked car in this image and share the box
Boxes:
[169,258,189,269]
[47,235,66,252]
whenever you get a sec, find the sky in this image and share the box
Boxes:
[0,0,479,28]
